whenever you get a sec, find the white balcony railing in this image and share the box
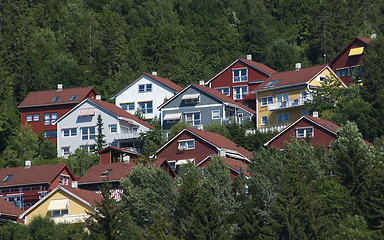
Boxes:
[267,96,313,111]
[221,116,253,126]
[115,132,141,140]
[258,124,288,133]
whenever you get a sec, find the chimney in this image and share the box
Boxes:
[25,160,31,168]
[247,54,252,61]
[72,181,78,189]
[371,33,377,39]
[219,150,226,157]
[295,63,301,71]
[57,84,63,91]
[152,71,157,76]
[199,80,205,86]
[312,111,319,118]
[96,95,101,100]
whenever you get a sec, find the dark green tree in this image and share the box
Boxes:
[95,115,106,151]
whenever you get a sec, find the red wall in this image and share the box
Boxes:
[210,61,270,98]
[50,167,74,190]
[156,131,218,165]
[269,118,336,152]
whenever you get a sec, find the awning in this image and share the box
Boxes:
[176,159,194,165]
[182,94,200,100]
[349,47,364,56]
[163,113,182,121]
[48,199,69,211]
[78,108,95,117]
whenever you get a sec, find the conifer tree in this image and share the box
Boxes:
[95,115,106,151]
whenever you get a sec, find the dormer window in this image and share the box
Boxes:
[296,127,314,138]
[59,174,69,185]
[336,68,349,78]
[233,68,247,82]
[51,97,60,103]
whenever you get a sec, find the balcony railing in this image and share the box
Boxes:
[258,124,288,133]
[114,132,141,140]
[267,96,313,111]
[221,116,253,126]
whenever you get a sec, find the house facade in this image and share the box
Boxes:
[155,128,252,173]
[254,65,343,132]
[159,83,255,131]
[20,186,103,225]
[97,146,139,164]
[18,86,97,143]
[111,72,183,121]
[206,56,277,110]
[0,163,76,210]
[329,36,373,86]
[55,98,154,158]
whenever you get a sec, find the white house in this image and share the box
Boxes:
[55,98,154,158]
[111,72,182,121]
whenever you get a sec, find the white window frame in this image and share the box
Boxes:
[63,128,77,137]
[138,101,153,114]
[233,86,248,100]
[138,84,152,93]
[81,126,96,140]
[212,110,220,120]
[59,174,69,185]
[33,113,40,122]
[215,87,230,96]
[178,139,195,150]
[26,114,33,122]
[110,124,117,133]
[52,209,69,217]
[61,147,70,156]
[184,112,201,126]
[80,145,96,153]
[120,102,135,111]
[276,94,289,103]
[261,116,268,125]
[232,68,248,83]
[260,96,273,106]
[277,112,289,123]
[296,127,314,138]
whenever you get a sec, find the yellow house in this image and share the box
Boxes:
[254,64,344,132]
[20,185,103,225]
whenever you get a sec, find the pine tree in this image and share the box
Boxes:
[95,115,106,151]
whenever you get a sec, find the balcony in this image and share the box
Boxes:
[258,124,288,133]
[267,96,313,111]
[221,116,253,126]
[114,132,141,140]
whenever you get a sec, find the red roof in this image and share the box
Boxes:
[206,57,277,84]
[87,99,154,129]
[78,162,137,184]
[97,146,139,155]
[0,163,74,188]
[111,73,182,99]
[255,65,327,90]
[61,186,103,206]
[0,197,23,217]
[221,157,250,177]
[18,86,96,108]
[329,36,373,66]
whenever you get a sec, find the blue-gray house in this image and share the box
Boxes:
[158,83,256,131]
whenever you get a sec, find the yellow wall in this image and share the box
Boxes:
[25,189,94,224]
[256,68,338,129]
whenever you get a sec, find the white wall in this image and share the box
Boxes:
[114,75,177,120]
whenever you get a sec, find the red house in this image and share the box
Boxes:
[206,56,277,110]
[264,114,371,151]
[0,197,23,224]
[329,36,373,86]
[155,128,252,174]
[0,163,76,210]
[18,85,97,143]
[97,146,139,165]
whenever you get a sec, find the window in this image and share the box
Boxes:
[138,84,152,92]
[52,209,68,216]
[261,96,273,106]
[301,91,308,100]
[276,94,289,103]
[101,169,113,177]
[351,65,364,79]
[110,124,117,133]
[300,109,309,116]
[69,95,78,101]
[233,68,247,82]
[39,191,47,199]
[33,114,40,122]
[233,86,248,100]
[168,161,176,170]
[7,195,23,209]
[215,87,230,96]
[296,127,314,138]
[44,130,51,138]
[62,147,70,156]
[185,112,201,125]
[51,130,57,138]
[26,114,33,122]
[178,140,195,150]
[264,80,281,88]
[44,112,57,125]
[3,175,13,182]
[277,112,289,123]
[63,128,77,137]
[336,68,349,78]
[82,127,96,140]
[121,102,135,111]
[261,116,268,125]
[212,110,220,120]
[80,145,96,152]
[59,175,69,185]
[45,130,57,138]
[51,97,60,103]
[138,101,153,114]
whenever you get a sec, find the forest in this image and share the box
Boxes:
[2,0,384,238]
